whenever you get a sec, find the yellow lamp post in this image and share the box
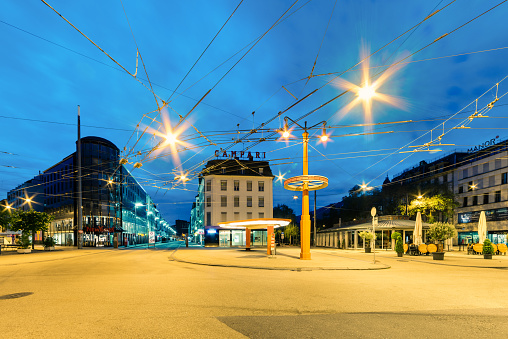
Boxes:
[282,118,328,260]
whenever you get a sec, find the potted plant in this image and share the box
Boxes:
[359,231,376,253]
[482,239,494,259]
[395,236,404,257]
[16,233,32,254]
[427,222,457,260]
[43,236,56,251]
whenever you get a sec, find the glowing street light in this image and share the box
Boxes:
[333,46,406,125]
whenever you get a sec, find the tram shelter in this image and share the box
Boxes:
[218,218,291,255]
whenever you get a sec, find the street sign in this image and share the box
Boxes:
[149,231,155,244]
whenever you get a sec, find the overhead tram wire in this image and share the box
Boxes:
[299,0,338,98]
[124,0,454,177]
[159,0,314,114]
[40,0,164,104]
[249,0,460,121]
[135,1,301,165]
[0,18,248,121]
[357,74,508,186]
[118,0,482,190]
[303,0,508,187]
[123,0,245,160]
[219,0,461,159]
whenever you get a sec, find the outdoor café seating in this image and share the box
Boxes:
[473,243,483,254]
[467,243,474,255]
[498,243,507,255]
[408,244,419,256]
[427,243,437,253]
[418,244,428,255]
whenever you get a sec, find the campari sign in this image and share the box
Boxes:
[214,150,266,159]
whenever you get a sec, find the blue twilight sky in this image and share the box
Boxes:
[1,0,508,223]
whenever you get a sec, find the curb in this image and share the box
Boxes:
[169,252,391,271]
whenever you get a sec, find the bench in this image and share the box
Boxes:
[0,244,19,253]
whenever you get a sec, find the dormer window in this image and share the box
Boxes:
[259,167,264,174]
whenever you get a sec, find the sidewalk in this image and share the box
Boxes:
[170,246,390,270]
[170,246,508,271]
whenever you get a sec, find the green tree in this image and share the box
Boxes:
[273,204,296,221]
[398,194,458,223]
[395,236,404,255]
[283,222,299,245]
[427,222,457,252]
[9,209,54,249]
[0,208,13,232]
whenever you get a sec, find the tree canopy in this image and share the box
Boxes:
[0,208,13,232]
[398,194,458,223]
[9,209,54,249]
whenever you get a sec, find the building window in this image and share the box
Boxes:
[258,196,264,207]
[234,196,239,207]
[483,162,489,172]
[495,191,501,203]
[472,166,478,175]
[472,196,478,206]
[458,186,463,194]
[258,181,264,192]
[234,212,240,220]
[247,212,252,219]
[495,159,502,169]
[247,181,252,191]
[502,172,507,185]
[206,212,211,226]
[247,196,252,207]
[206,180,211,191]
[259,167,264,174]
[468,181,473,191]
[483,193,489,204]
[206,196,211,207]
[221,196,227,207]
[221,180,227,191]
[462,169,468,179]
[221,212,227,222]
[221,167,226,174]
[234,180,239,191]
[463,197,467,207]
[489,176,495,187]
[258,212,264,218]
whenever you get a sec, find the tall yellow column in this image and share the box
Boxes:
[300,131,311,260]
[267,226,274,255]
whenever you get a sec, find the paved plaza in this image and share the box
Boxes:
[2,242,507,338]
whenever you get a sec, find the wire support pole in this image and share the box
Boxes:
[77,105,83,249]
[300,125,311,259]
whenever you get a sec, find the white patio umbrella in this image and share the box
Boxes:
[414,211,423,246]
[478,211,487,244]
